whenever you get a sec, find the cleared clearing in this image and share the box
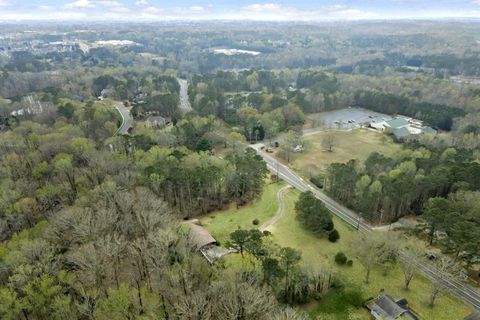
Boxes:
[199,182,284,244]
[290,128,401,177]
[201,186,473,319]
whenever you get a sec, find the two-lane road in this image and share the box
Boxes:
[114,102,133,135]
[251,144,480,311]
[251,144,372,232]
[177,78,193,114]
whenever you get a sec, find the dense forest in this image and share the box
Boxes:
[324,144,480,267]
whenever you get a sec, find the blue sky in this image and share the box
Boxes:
[0,0,480,21]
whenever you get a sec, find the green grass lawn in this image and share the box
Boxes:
[201,185,473,319]
[199,181,285,244]
[290,129,401,178]
[268,189,473,320]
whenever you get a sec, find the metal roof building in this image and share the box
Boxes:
[385,118,410,129]
[367,293,420,320]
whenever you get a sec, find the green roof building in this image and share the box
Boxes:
[393,127,412,139]
[385,118,410,129]
[421,126,437,135]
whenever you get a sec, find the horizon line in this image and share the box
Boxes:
[1,17,480,24]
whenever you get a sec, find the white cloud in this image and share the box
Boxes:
[189,6,206,12]
[174,6,207,14]
[142,6,162,14]
[38,5,53,10]
[65,0,95,9]
[2,1,480,21]
[243,3,281,12]
[97,1,129,13]
[240,3,376,21]
[64,0,130,14]
[137,5,164,19]
[97,0,122,7]
[0,10,88,20]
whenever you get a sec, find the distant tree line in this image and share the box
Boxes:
[325,145,480,268]
[326,146,480,222]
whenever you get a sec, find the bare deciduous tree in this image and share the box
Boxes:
[428,256,462,307]
[399,240,426,290]
[321,133,337,152]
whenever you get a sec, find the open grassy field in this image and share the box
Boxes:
[201,185,473,320]
[199,181,285,244]
[289,129,401,178]
[269,189,473,320]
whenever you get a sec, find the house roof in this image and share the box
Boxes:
[147,116,167,122]
[393,127,412,138]
[370,294,418,320]
[386,118,410,129]
[422,126,437,135]
[370,121,387,130]
[187,224,217,249]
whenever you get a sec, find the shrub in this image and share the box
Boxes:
[330,278,344,289]
[335,252,348,265]
[347,260,353,266]
[296,192,334,237]
[341,289,364,308]
[309,176,324,188]
[252,218,260,225]
[328,229,340,242]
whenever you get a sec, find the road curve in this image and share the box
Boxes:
[259,185,290,232]
[113,102,133,135]
[251,144,480,311]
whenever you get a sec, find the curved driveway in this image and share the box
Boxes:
[251,143,480,311]
[259,185,290,232]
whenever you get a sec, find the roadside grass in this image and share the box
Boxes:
[290,129,400,177]
[200,182,473,319]
[199,181,285,244]
[269,189,473,320]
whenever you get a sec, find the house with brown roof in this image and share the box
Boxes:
[187,224,217,250]
[186,222,232,264]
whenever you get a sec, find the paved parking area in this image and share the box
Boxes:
[307,107,393,130]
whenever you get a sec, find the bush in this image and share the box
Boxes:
[330,278,344,289]
[347,260,353,266]
[310,176,324,188]
[328,229,340,242]
[252,218,260,225]
[335,252,348,265]
[341,289,364,308]
[296,192,334,237]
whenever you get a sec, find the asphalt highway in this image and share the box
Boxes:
[252,145,480,311]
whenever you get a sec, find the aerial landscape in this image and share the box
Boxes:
[1,1,480,319]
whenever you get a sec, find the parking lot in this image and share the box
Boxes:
[307,107,393,130]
